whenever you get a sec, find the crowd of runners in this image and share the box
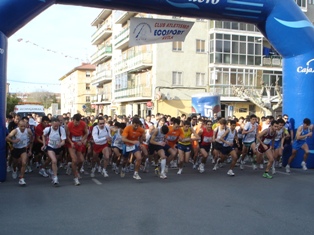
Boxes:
[4,111,313,186]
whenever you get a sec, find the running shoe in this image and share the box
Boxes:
[120,168,125,178]
[240,160,245,170]
[155,166,160,175]
[19,178,26,186]
[301,161,307,170]
[7,165,12,172]
[160,172,167,179]
[26,165,33,173]
[259,164,264,169]
[263,172,273,179]
[90,167,96,178]
[165,165,169,173]
[12,170,18,179]
[97,166,102,173]
[227,169,235,176]
[272,167,276,175]
[52,176,59,186]
[198,163,205,173]
[74,177,80,186]
[177,168,183,175]
[133,172,141,180]
[102,169,109,178]
[39,168,49,177]
[252,164,257,170]
[285,164,291,173]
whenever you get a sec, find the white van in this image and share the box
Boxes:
[14,104,45,117]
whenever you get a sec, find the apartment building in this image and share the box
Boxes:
[90,1,313,118]
[59,63,96,115]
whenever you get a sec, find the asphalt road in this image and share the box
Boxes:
[1,162,314,235]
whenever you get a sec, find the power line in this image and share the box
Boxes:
[8,79,60,85]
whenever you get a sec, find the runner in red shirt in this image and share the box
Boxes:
[66,113,88,185]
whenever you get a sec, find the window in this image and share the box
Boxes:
[86,83,90,90]
[86,96,90,102]
[173,41,182,51]
[196,73,206,86]
[196,39,205,53]
[295,0,306,7]
[172,72,183,86]
[239,108,247,113]
[86,71,91,77]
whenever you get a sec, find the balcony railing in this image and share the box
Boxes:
[114,27,129,49]
[92,92,112,103]
[210,84,282,97]
[262,56,282,67]
[114,85,152,99]
[90,45,112,64]
[114,52,152,74]
[91,69,112,85]
[91,23,112,45]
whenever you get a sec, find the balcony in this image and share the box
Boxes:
[114,52,152,74]
[210,84,282,100]
[114,85,152,100]
[91,69,112,86]
[92,92,112,104]
[90,45,112,65]
[91,23,112,45]
[262,56,282,67]
[114,27,129,50]
[113,11,136,24]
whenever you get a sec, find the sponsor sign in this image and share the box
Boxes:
[129,17,194,46]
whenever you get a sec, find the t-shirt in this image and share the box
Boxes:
[43,126,66,148]
[166,126,184,148]
[121,125,145,146]
[67,120,87,142]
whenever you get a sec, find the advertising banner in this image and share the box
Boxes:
[129,17,194,46]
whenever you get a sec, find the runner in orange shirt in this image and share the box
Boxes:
[121,117,146,180]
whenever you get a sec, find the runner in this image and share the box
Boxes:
[177,121,200,175]
[219,120,239,176]
[286,118,312,173]
[256,120,278,179]
[42,117,66,185]
[121,117,146,180]
[66,113,89,185]
[6,120,33,185]
[240,114,259,170]
[197,120,214,173]
[91,117,112,178]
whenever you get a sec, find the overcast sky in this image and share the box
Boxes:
[7,4,102,94]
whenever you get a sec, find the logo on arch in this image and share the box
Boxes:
[297,58,314,74]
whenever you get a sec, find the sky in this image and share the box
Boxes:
[7,4,102,94]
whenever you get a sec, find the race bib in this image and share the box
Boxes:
[263,139,272,145]
[72,136,82,142]
[126,145,136,152]
[167,136,177,141]
[203,137,212,143]
[49,140,60,148]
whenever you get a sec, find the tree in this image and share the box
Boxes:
[26,91,59,109]
[85,103,95,114]
[6,94,21,115]
[232,77,282,116]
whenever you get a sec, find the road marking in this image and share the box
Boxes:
[92,179,102,185]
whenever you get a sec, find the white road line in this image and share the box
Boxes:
[92,179,102,185]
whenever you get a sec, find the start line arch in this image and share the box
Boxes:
[1,0,314,181]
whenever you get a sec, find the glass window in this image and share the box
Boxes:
[216,40,223,52]
[86,96,90,102]
[196,39,205,53]
[196,73,206,86]
[172,71,183,85]
[173,41,183,51]
[86,83,90,90]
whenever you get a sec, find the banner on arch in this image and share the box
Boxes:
[129,17,194,46]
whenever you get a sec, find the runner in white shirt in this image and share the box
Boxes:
[42,118,66,186]
[91,117,112,178]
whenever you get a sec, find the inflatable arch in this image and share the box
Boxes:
[1,0,314,181]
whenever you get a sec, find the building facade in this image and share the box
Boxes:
[89,1,313,118]
[59,63,96,116]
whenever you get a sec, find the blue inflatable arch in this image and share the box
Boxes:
[1,0,314,181]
